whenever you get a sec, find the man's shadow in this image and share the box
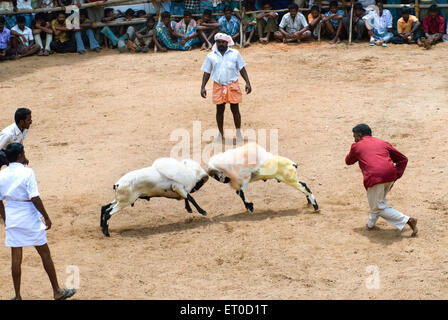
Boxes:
[353,225,414,245]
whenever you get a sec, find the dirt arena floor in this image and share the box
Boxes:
[1,41,447,300]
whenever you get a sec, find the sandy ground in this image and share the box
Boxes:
[0,41,448,300]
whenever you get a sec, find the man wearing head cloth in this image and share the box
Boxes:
[200,32,252,142]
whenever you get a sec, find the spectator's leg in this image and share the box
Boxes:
[86,29,101,50]
[44,33,53,54]
[75,31,86,53]
[35,33,44,55]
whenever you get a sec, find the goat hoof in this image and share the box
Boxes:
[246,202,254,212]
[199,210,207,216]
[313,203,319,211]
[101,226,110,237]
[236,190,239,195]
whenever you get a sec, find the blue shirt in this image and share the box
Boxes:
[218,15,240,36]
[325,10,344,28]
[0,27,11,50]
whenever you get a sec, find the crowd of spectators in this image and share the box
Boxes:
[1,0,447,60]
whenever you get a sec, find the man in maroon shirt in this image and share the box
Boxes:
[421,5,445,48]
[345,124,418,236]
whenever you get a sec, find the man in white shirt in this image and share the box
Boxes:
[363,2,393,47]
[200,33,252,142]
[274,3,311,43]
[11,15,40,58]
[0,108,32,152]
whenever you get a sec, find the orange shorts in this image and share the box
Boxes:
[213,80,242,105]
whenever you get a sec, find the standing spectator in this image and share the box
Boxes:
[86,0,104,44]
[321,0,344,44]
[50,11,76,53]
[174,10,200,50]
[343,2,366,43]
[32,13,53,56]
[256,0,278,43]
[0,16,16,61]
[0,143,77,300]
[363,1,393,47]
[274,3,311,43]
[156,11,188,51]
[197,8,220,50]
[15,0,33,27]
[218,6,241,41]
[11,15,41,58]
[200,33,252,141]
[390,6,424,45]
[75,9,101,54]
[421,4,445,48]
[37,0,61,23]
[345,124,418,237]
[0,108,32,151]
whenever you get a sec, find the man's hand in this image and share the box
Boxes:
[201,87,207,98]
[44,217,52,230]
[245,82,252,94]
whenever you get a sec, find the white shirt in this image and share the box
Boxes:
[363,8,393,34]
[279,12,308,34]
[201,47,246,86]
[11,25,34,46]
[0,163,39,201]
[16,0,33,10]
[0,123,28,150]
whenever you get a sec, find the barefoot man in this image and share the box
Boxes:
[345,124,418,236]
[0,143,77,300]
[200,33,252,142]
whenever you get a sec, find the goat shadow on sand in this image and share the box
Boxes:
[353,226,414,246]
[116,207,316,238]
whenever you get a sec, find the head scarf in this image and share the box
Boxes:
[212,32,234,51]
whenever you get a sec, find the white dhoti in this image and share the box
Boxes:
[366,182,409,230]
[5,200,47,247]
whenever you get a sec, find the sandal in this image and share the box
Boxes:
[56,288,77,300]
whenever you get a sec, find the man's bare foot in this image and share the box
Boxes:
[407,218,418,237]
[200,43,207,51]
[259,37,268,43]
[243,41,251,47]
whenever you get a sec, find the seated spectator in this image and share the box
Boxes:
[50,11,76,53]
[307,5,323,39]
[184,0,200,14]
[343,2,366,43]
[174,10,200,50]
[15,0,33,27]
[75,9,101,54]
[100,8,124,49]
[421,4,445,49]
[214,0,239,13]
[134,15,164,52]
[218,6,241,41]
[121,9,138,43]
[391,6,424,45]
[11,15,40,58]
[197,8,220,50]
[256,0,278,43]
[32,13,53,56]
[156,11,189,51]
[321,0,344,44]
[363,1,393,47]
[0,16,16,61]
[236,1,257,47]
[274,3,311,43]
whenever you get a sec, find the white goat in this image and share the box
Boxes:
[101,158,209,237]
[206,142,318,212]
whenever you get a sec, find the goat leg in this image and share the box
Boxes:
[186,194,207,216]
[239,190,254,212]
[185,198,193,213]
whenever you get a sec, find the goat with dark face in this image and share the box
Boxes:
[207,143,319,212]
[101,158,209,237]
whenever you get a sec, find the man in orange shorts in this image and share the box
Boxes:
[200,32,252,142]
